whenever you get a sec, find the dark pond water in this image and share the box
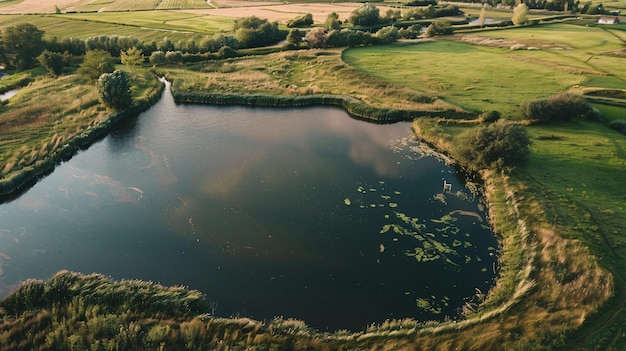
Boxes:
[0,83,498,331]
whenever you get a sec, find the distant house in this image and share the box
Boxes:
[597,16,620,24]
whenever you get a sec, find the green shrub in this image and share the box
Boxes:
[37,50,65,77]
[96,70,132,110]
[425,20,453,37]
[287,13,314,28]
[454,121,531,172]
[608,120,626,135]
[78,50,115,81]
[480,110,501,123]
[149,50,167,66]
[0,279,46,314]
[349,3,381,26]
[218,46,238,59]
[519,93,597,123]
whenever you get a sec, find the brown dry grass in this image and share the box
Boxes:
[0,0,392,25]
[451,34,574,50]
[164,49,461,112]
[0,0,97,14]
[180,2,385,24]
[505,54,608,76]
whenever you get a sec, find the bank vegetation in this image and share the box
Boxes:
[1,6,626,351]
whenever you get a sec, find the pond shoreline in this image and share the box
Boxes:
[0,80,165,198]
[0,73,612,350]
[0,78,476,198]
[171,89,478,123]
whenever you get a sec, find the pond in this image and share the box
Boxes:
[0,88,19,101]
[0,83,498,331]
[468,18,509,25]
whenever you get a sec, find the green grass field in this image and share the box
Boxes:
[1,5,626,349]
[343,41,586,116]
[0,11,233,42]
[341,22,626,349]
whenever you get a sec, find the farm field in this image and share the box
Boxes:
[180,2,380,24]
[0,0,370,25]
[0,12,233,41]
[0,0,212,13]
[55,11,234,34]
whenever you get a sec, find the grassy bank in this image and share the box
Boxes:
[160,48,474,120]
[0,69,164,197]
[412,117,619,350]
[0,9,625,350]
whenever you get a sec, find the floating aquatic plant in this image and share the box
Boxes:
[346,180,490,268]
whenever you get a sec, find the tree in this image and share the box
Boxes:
[233,16,282,48]
[287,13,314,28]
[121,47,143,75]
[305,27,328,48]
[78,50,116,81]
[425,20,453,37]
[37,50,65,77]
[478,7,486,27]
[398,25,422,39]
[85,35,141,57]
[159,37,175,52]
[324,12,342,30]
[383,9,402,22]
[376,26,399,44]
[520,93,598,122]
[218,46,238,59]
[2,23,46,70]
[480,110,501,123]
[349,3,381,27]
[199,33,240,53]
[609,120,626,135]
[165,51,183,64]
[285,29,303,49]
[149,51,167,66]
[512,3,529,25]
[455,121,531,172]
[96,70,132,110]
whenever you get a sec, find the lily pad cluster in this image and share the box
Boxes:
[344,182,482,267]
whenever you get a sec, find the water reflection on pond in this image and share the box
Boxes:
[0,87,498,331]
[0,88,19,101]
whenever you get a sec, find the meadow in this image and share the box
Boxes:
[1,1,626,349]
[0,12,233,42]
[0,68,163,194]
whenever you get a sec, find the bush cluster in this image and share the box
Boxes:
[96,70,132,110]
[519,93,599,123]
[287,13,314,28]
[233,16,284,48]
[454,121,531,172]
[608,120,626,135]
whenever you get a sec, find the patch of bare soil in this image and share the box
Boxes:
[451,34,573,50]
